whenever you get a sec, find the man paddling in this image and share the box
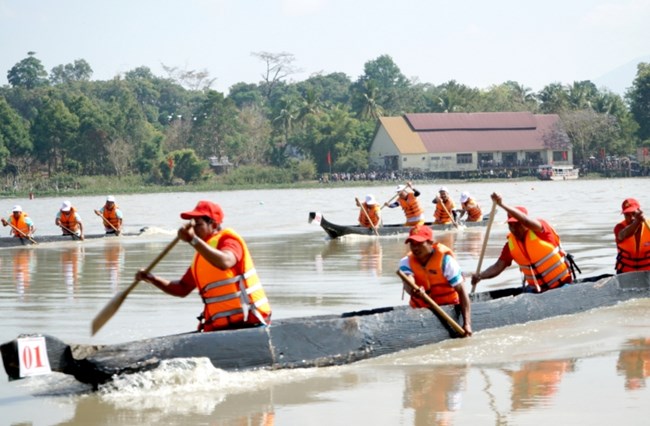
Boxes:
[356,194,381,229]
[2,205,35,239]
[614,198,650,273]
[471,193,573,293]
[95,195,123,235]
[397,224,472,336]
[385,182,425,227]
[457,191,483,222]
[135,200,272,331]
[432,187,456,225]
[55,200,84,240]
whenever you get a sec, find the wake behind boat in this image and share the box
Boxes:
[0,228,148,249]
[309,212,489,239]
[2,272,648,388]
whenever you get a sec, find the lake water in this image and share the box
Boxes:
[1,178,649,425]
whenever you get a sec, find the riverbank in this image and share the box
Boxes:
[1,172,642,199]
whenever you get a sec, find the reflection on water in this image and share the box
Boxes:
[61,245,84,299]
[103,241,124,293]
[617,338,650,391]
[506,359,576,411]
[403,365,467,426]
[12,248,36,299]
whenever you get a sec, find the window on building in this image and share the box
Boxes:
[430,156,440,160]
[525,152,542,165]
[456,153,472,164]
[553,151,568,161]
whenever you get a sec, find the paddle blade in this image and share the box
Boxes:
[91,288,130,335]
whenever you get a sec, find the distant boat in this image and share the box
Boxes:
[537,164,579,181]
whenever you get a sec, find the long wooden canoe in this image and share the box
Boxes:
[308,212,489,239]
[2,272,648,388]
[0,228,148,248]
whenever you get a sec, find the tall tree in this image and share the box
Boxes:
[31,97,79,175]
[627,62,650,142]
[252,51,298,101]
[7,52,49,89]
[50,59,93,84]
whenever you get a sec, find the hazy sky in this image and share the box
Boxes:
[1,0,649,95]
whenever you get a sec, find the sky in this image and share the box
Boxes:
[1,0,649,96]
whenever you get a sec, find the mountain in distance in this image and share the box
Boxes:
[593,55,650,96]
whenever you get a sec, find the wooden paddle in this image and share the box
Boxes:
[397,269,466,337]
[381,182,410,210]
[59,224,83,240]
[4,221,37,244]
[356,197,379,236]
[95,209,120,235]
[471,200,497,294]
[438,198,461,229]
[91,235,181,335]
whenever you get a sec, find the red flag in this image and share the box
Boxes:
[327,151,331,166]
[167,156,174,169]
[562,151,567,160]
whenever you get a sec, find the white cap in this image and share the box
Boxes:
[460,192,470,203]
[106,195,116,202]
[365,194,377,205]
[395,185,407,193]
[12,205,22,212]
[438,186,449,193]
[61,200,72,212]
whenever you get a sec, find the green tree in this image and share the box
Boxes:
[538,83,569,114]
[31,97,80,176]
[190,90,242,159]
[627,62,650,142]
[7,52,49,89]
[50,59,93,84]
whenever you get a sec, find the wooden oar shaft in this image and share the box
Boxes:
[91,235,181,335]
[397,269,466,337]
[96,210,120,233]
[356,197,379,236]
[7,222,37,244]
[59,223,81,240]
[472,201,497,294]
[438,199,459,228]
[381,182,410,210]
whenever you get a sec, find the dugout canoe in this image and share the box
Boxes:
[3,272,649,388]
[0,228,148,248]
[308,211,489,239]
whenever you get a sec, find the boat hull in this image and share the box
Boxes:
[308,212,488,239]
[2,272,648,387]
[0,229,147,248]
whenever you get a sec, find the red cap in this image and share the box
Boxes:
[621,198,640,214]
[405,225,433,244]
[506,206,528,223]
[180,200,224,223]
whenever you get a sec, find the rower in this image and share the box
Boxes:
[614,198,650,273]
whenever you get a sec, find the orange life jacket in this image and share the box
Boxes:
[507,226,571,291]
[615,219,650,273]
[434,199,455,224]
[59,208,80,233]
[102,204,121,230]
[9,213,30,237]
[191,228,271,331]
[407,243,460,307]
[462,198,483,222]
[358,203,381,228]
[399,193,424,226]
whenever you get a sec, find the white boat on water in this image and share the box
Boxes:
[537,164,579,181]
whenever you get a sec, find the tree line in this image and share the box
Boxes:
[1,51,650,191]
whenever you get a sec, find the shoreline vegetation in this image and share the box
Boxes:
[0,170,637,200]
